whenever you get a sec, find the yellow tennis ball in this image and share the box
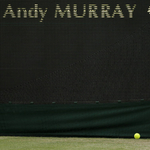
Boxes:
[134,133,140,139]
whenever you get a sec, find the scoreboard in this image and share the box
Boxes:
[0,0,150,103]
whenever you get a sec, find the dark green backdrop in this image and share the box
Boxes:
[0,102,150,138]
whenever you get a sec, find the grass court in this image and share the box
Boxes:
[0,136,150,150]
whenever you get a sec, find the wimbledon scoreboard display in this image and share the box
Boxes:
[0,0,150,104]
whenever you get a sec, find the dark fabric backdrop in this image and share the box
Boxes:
[0,102,150,137]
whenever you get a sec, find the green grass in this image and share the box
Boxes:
[0,136,150,150]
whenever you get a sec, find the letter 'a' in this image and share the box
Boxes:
[3,4,16,18]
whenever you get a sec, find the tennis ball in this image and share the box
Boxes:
[134,133,140,139]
